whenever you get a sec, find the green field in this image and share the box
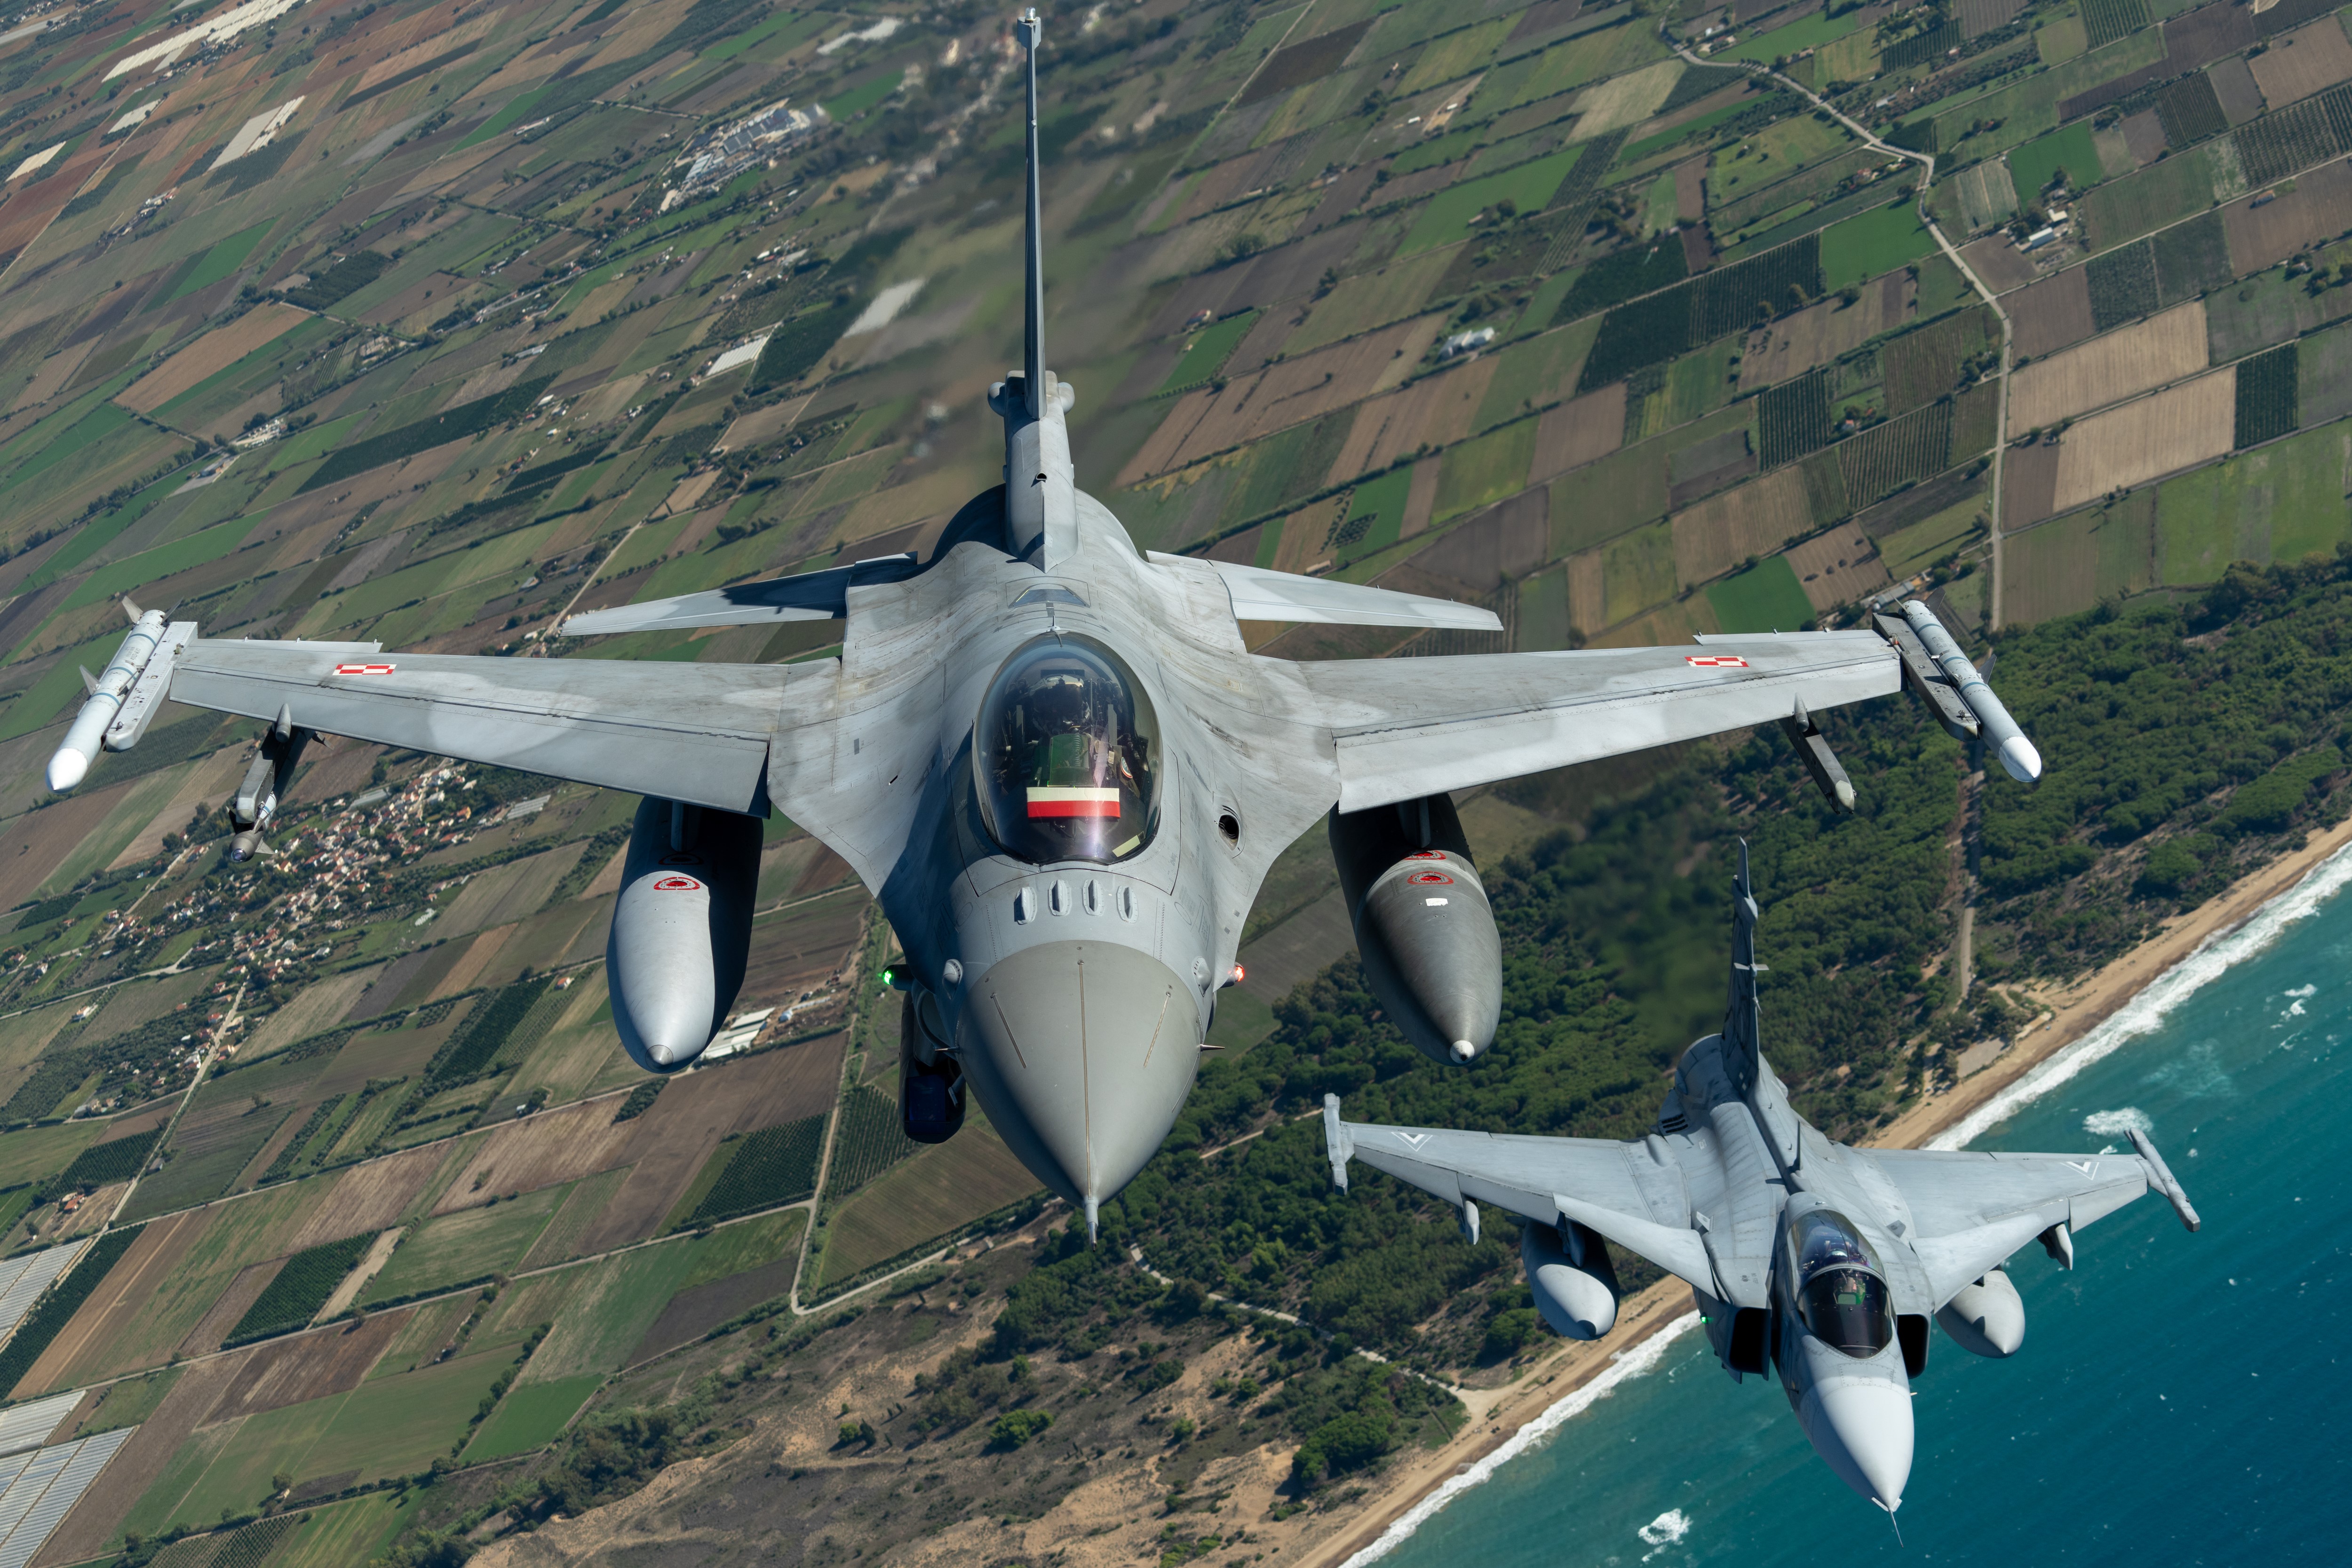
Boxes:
[1399,146,1588,256]
[1820,204,1938,290]
[2007,122,2104,207]
[1723,8,1861,62]
[463,1371,604,1460]
[167,222,275,301]
[1431,419,1538,524]
[1705,555,1815,631]
[2082,152,2214,249]
[362,1189,574,1316]
[2155,425,2352,582]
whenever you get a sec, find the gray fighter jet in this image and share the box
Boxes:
[1322,844,2199,1514]
[45,13,2044,1236]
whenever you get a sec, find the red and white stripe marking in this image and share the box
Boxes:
[1685,655,1749,669]
[1027,786,1120,819]
[333,662,397,676]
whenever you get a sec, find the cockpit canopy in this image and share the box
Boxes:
[976,634,1162,866]
[1788,1209,1893,1359]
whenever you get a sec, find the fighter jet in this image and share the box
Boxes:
[1321,844,2198,1514]
[44,11,2043,1236]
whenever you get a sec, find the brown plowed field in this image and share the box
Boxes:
[1530,384,1627,483]
[0,775,143,910]
[2010,268,2098,358]
[739,888,866,1015]
[2050,370,2236,513]
[1960,234,2042,294]
[1118,315,1442,484]
[2225,159,2352,275]
[2007,300,2209,430]
[117,304,311,412]
[1404,488,1549,592]
[573,1037,845,1255]
[209,1309,412,1419]
[32,1352,250,1565]
[2002,440,2062,528]
[177,1258,284,1358]
[1787,524,1891,610]
[428,1098,639,1217]
[2248,17,2352,106]
[12,1209,207,1399]
[628,1256,800,1365]
[1567,550,1604,635]
[1322,355,1497,486]
[288,1141,450,1250]
[1739,271,1914,390]
[1670,468,1812,584]
[2120,110,2168,167]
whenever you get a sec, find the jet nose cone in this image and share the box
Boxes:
[957,940,1199,1232]
[1801,1369,1914,1511]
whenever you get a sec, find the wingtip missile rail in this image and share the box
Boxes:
[46,599,193,793]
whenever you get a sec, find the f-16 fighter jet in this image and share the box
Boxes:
[46,12,2042,1237]
[1322,844,2198,1514]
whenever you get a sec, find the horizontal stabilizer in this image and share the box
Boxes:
[561,554,919,636]
[1153,555,1502,631]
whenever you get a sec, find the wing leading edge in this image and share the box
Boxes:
[167,638,816,813]
[1276,631,1901,812]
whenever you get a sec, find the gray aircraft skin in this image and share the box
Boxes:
[1323,843,2200,1514]
[44,11,2049,1239]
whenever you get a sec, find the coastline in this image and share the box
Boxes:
[1297,811,2352,1568]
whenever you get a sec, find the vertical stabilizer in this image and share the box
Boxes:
[988,8,1078,571]
[1725,840,1762,1095]
[1019,8,1045,420]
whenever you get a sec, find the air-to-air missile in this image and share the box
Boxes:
[1875,597,2043,784]
[44,600,188,792]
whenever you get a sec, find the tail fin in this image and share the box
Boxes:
[1725,840,1762,1092]
[987,9,1077,570]
[1017,8,1045,422]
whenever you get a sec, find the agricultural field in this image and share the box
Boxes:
[2008,302,2210,430]
[2050,371,2240,513]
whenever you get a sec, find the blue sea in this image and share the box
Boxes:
[1359,848,2352,1567]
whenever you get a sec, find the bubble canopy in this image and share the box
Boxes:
[976,634,1163,865]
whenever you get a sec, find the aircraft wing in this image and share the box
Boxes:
[1147,554,1504,631]
[166,637,819,813]
[1274,631,1900,811]
[1324,1098,1717,1294]
[1855,1145,2165,1305]
[559,553,919,636]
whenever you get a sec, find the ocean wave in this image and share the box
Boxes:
[2082,1107,2151,1138]
[1929,838,2352,1152]
[1639,1507,1693,1560]
[1337,1314,1702,1568]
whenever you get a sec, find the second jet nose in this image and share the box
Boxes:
[956,940,1200,1236]
[1798,1360,1915,1512]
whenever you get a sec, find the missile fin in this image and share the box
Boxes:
[78,666,97,696]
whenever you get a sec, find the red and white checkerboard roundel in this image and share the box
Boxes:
[1685,655,1750,669]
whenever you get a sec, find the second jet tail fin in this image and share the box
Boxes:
[1725,840,1762,1094]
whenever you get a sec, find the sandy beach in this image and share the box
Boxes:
[1293,811,2352,1568]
